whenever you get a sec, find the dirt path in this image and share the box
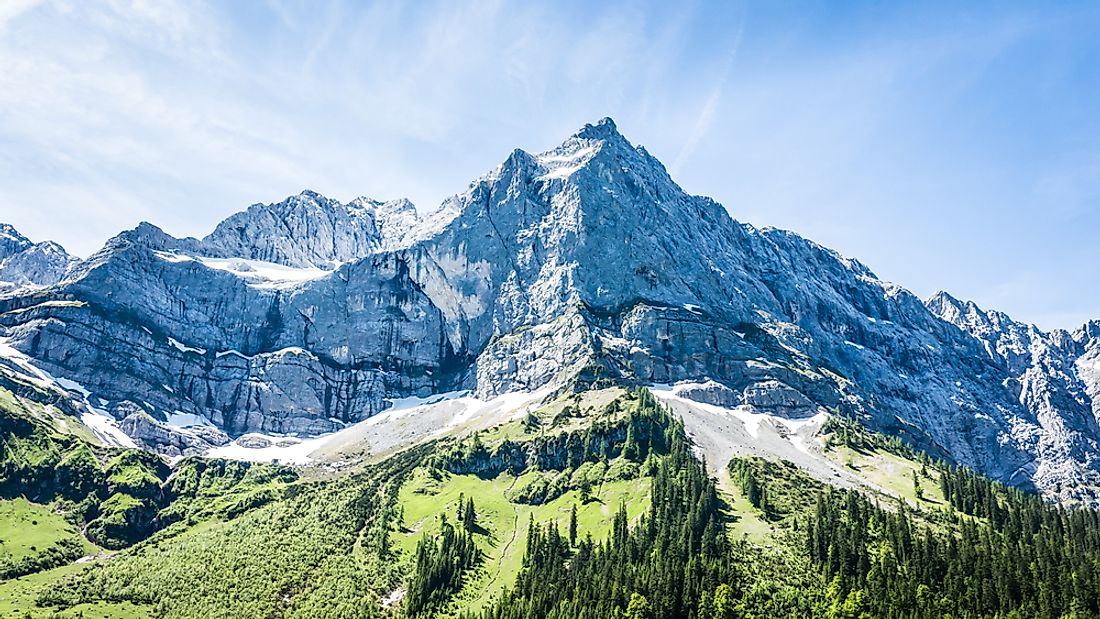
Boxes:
[481,476,521,600]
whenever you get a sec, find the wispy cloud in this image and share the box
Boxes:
[0,0,43,31]
[0,1,1096,329]
[671,12,743,176]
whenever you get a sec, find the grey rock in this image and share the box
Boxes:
[1,118,1098,503]
[674,381,742,408]
[0,224,32,259]
[927,292,1100,502]
[742,381,815,417]
[0,225,79,294]
[235,435,273,449]
[118,410,230,458]
[202,190,419,267]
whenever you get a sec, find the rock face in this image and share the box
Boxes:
[201,191,419,267]
[926,293,1100,500]
[0,118,1098,502]
[0,224,31,258]
[0,224,79,293]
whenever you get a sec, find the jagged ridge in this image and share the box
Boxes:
[0,118,1097,503]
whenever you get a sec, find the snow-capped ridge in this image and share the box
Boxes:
[574,116,622,141]
[532,117,666,184]
[0,224,80,293]
[4,117,1100,505]
[81,190,425,281]
[0,223,33,259]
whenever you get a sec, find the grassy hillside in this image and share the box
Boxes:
[0,382,305,617]
[394,462,652,615]
[0,386,679,618]
[0,497,95,581]
[0,562,152,619]
[4,383,1100,618]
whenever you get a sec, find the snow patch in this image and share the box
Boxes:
[206,432,334,465]
[154,251,333,289]
[153,251,194,264]
[270,347,312,358]
[537,145,599,180]
[204,389,549,465]
[0,337,142,448]
[81,410,136,448]
[650,382,828,441]
[55,376,91,398]
[0,337,56,388]
[197,256,332,289]
[168,337,206,355]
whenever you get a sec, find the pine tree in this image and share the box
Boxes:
[624,592,652,619]
[569,503,578,546]
[463,496,477,532]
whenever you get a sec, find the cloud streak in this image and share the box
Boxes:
[671,11,743,176]
[0,1,1096,330]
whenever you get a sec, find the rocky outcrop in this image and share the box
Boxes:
[1075,321,1100,431]
[0,224,79,294]
[0,224,32,260]
[202,190,419,267]
[927,292,1100,500]
[0,119,1098,502]
[117,412,229,459]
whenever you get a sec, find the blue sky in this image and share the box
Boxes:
[0,1,1097,330]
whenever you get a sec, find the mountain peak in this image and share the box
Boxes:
[564,117,633,154]
[927,290,987,322]
[0,223,33,259]
[269,189,338,211]
[195,190,425,267]
[296,188,326,200]
[574,116,620,140]
[100,221,190,256]
[0,222,30,242]
[926,290,962,310]
[0,226,79,289]
[529,117,664,188]
[5,118,1100,511]
[1076,320,1100,343]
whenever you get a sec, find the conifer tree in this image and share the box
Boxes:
[569,503,578,546]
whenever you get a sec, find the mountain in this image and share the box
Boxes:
[927,292,1100,497]
[0,224,31,258]
[0,225,79,294]
[4,118,1100,618]
[0,118,1098,505]
[201,190,420,267]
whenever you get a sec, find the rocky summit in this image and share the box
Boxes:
[0,118,1097,503]
[0,224,79,294]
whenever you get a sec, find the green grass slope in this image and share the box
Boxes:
[4,380,1100,618]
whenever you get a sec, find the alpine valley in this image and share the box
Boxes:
[3,119,1100,618]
